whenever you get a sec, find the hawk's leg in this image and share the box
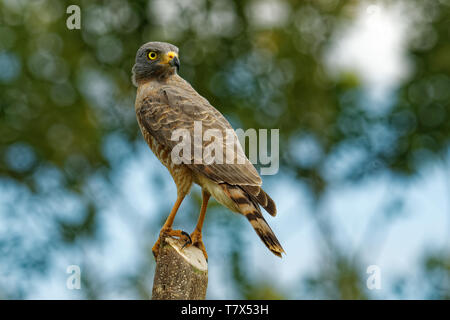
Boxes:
[152,195,192,259]
[188,190,210,261]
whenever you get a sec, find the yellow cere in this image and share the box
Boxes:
[167,51,177,59]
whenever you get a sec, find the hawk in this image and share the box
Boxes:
[132,41,284,260]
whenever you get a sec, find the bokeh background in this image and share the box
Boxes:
[1,0,449,299]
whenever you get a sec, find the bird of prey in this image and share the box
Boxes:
[132,41,284,260]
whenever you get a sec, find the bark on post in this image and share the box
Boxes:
[152,236,208,300]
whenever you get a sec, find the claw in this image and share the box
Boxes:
[181,231,192,249]
[188,230,208,262]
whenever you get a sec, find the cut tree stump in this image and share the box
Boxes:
[152,236,208,300]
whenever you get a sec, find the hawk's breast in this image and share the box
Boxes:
[135,83,194,196]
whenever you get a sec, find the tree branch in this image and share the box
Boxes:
[152,236,208,300]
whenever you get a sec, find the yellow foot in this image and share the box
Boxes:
[185,230,208,262]
[152,228,192,260]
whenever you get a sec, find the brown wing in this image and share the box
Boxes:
[137,82,261,184]
[137,80,276,216]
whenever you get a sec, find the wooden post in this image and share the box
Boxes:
[152,236,208,300]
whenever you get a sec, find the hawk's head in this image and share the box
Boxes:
[132,41,180,86]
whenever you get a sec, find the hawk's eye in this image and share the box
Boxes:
[148,51,157,60]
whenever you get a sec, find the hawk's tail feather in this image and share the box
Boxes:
[241,185,277,217]
[220,184,285,257]
[258,189,277,217]
[245,210,284,258]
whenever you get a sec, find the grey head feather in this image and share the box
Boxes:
[132,41,179,86]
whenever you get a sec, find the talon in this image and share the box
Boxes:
[182,231,192,244]
[181,231,192,249]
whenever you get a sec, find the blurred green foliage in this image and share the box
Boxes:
[0,0,449,299]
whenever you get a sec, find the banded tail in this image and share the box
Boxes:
[242,185,277,217]
[220,183,285,257]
